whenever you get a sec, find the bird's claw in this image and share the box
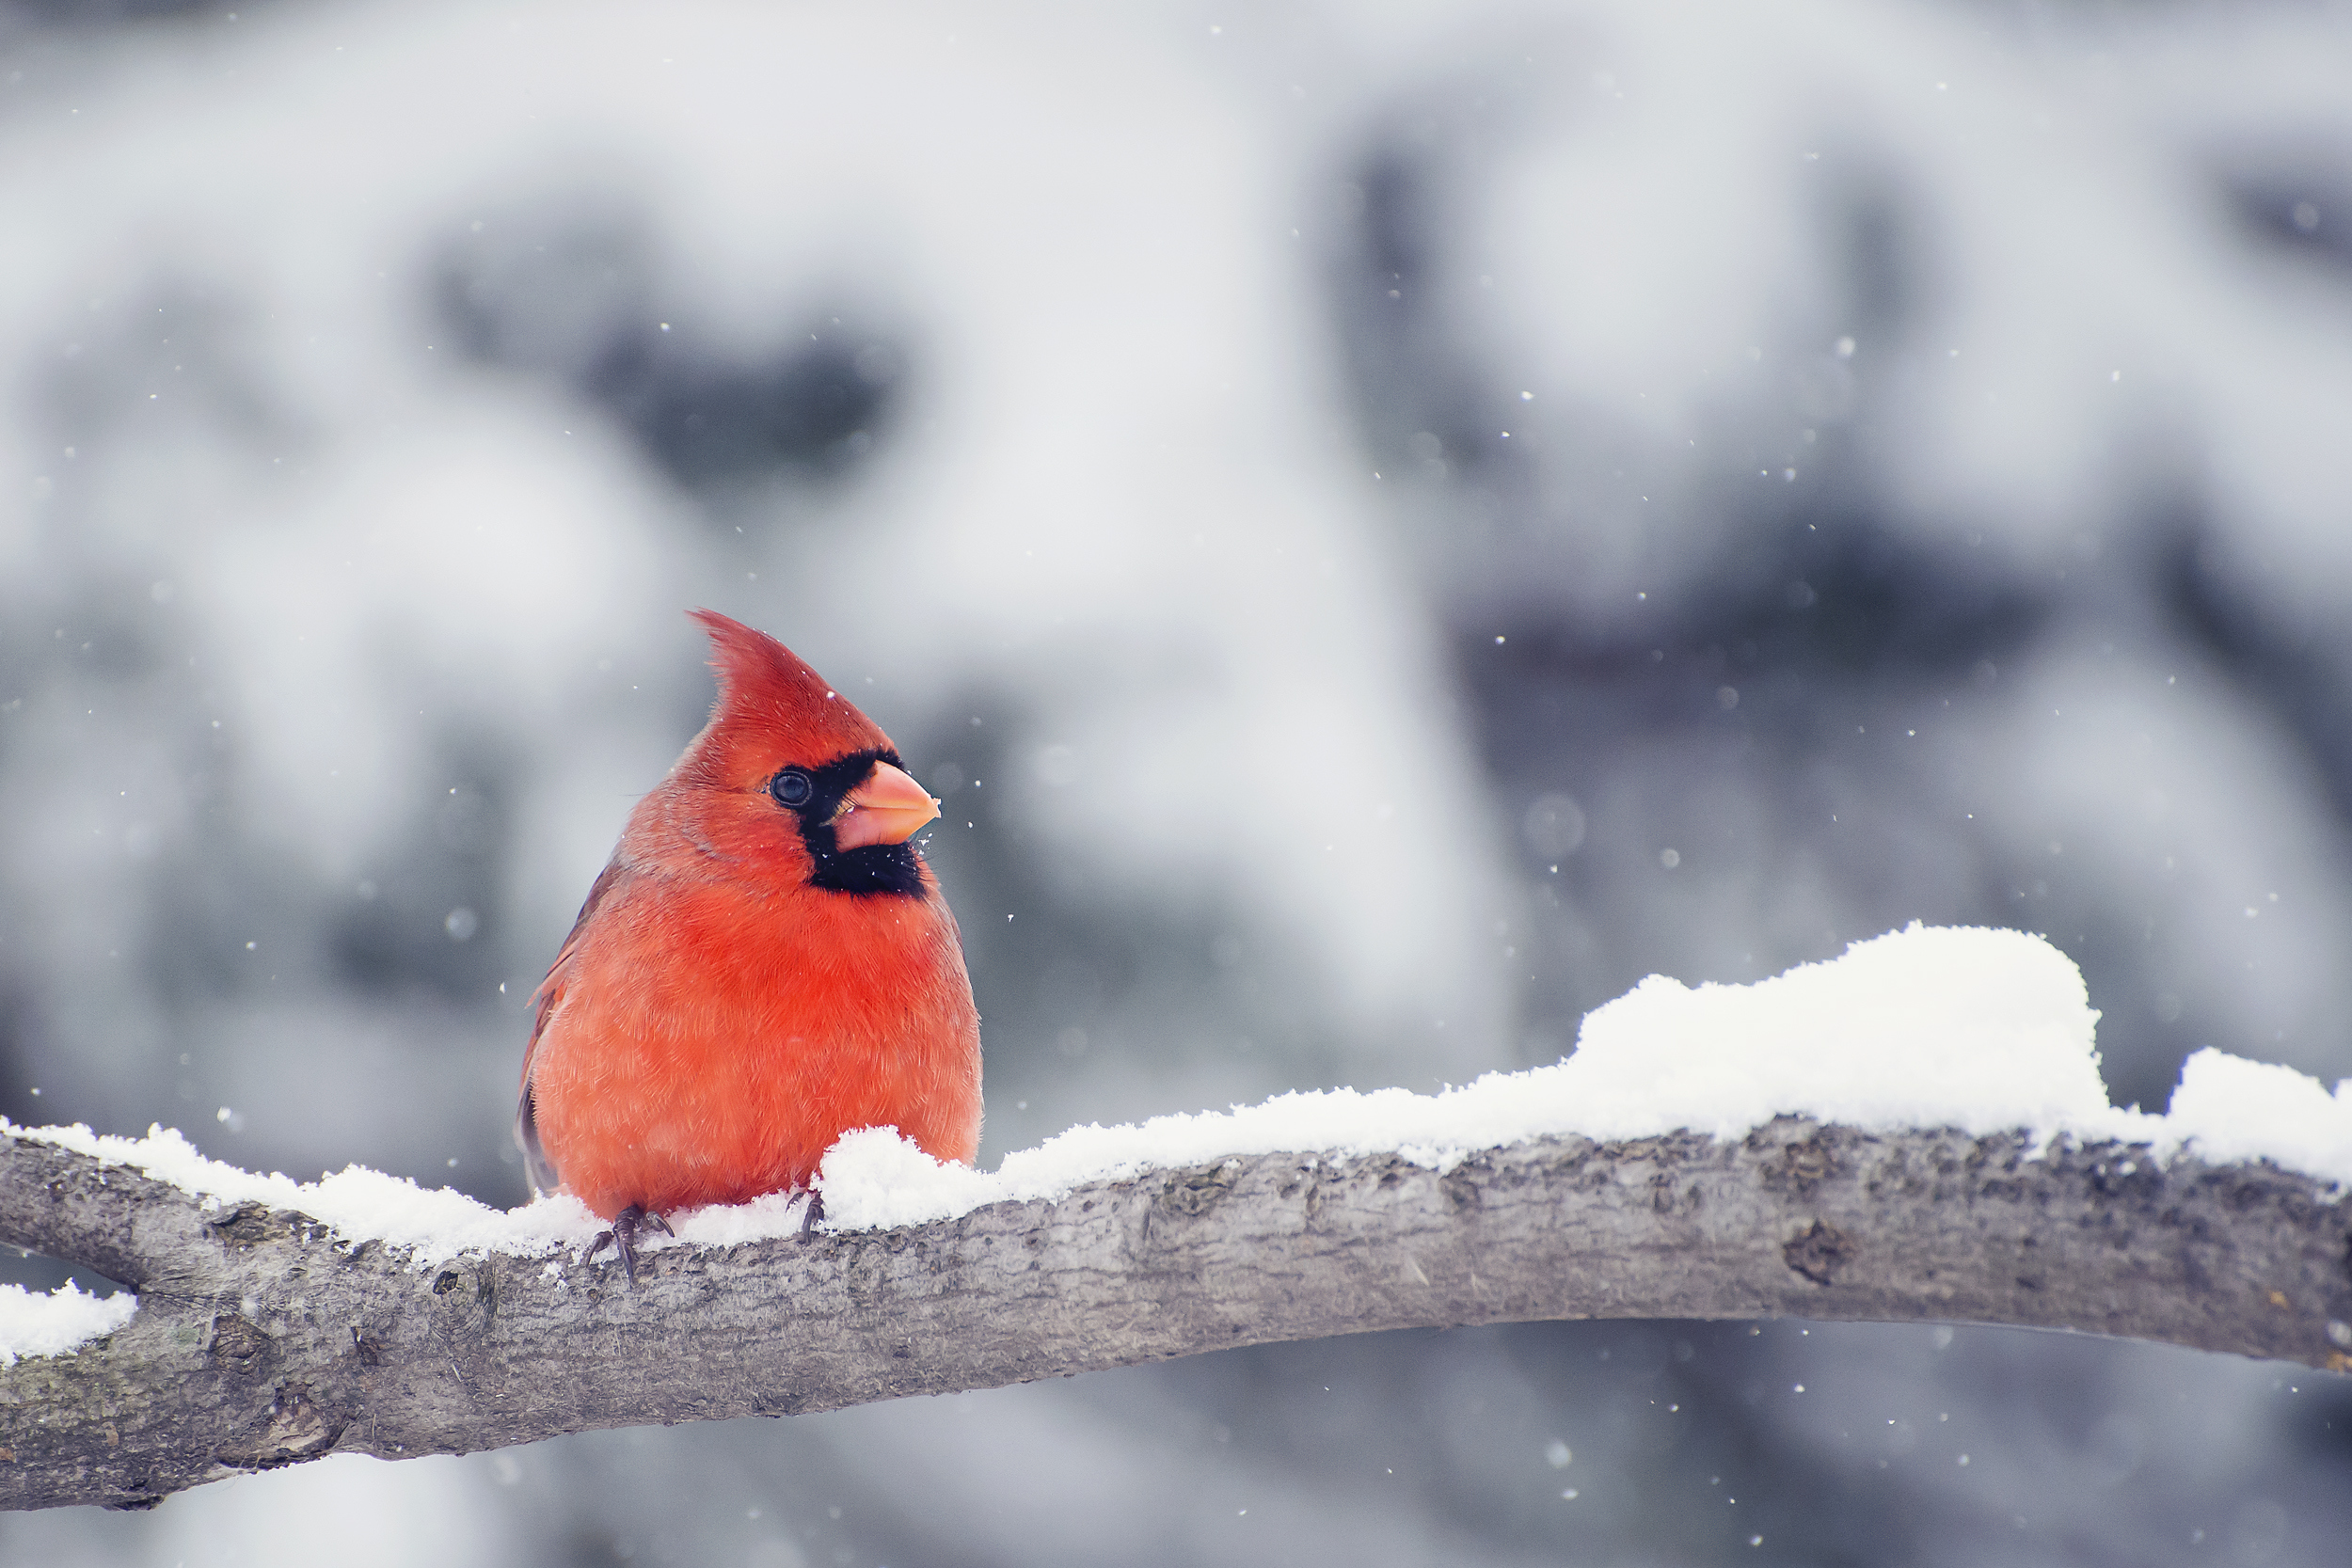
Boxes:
[798,1190,825,1239]
[586,1203,670,1284]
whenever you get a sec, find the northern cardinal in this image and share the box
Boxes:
[516,610,981,1276]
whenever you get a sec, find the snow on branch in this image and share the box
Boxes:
[4,926,2347,1512]
[4,1114,2351,1513]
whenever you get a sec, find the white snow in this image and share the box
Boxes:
[1559,923,2116,1141]
[2162,1049,2352,1186]
[5,925,2345,1352]
[814,924,2345,1228]
[1,1124,605,1270]
[0,1281,139,1368]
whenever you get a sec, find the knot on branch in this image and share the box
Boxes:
[1158,1162,1241,1218]
[209,1201,328,1250]
[206,1314,275,1376]
[1757,1128,1842,1195]
[215,1383,343,1472]
[1783,1219,1859,1286]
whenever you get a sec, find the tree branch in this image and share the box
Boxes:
[4,1118,2348,1512]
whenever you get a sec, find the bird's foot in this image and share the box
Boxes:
[586,1203,674,1284]
[798,1190,826,1239]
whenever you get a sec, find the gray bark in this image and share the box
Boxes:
[4,1118,2348,1513]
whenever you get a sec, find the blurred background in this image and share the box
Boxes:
[3,0,2349,1561]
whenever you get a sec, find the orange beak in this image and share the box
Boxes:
[830,760,940,849]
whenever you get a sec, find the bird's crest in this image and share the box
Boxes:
[678,610,895,785]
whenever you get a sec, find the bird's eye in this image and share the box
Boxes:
[769,768,814,808]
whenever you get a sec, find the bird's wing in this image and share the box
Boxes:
[516,855,627,1197]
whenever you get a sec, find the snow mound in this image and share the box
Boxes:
[2163,1049,2352,1183]
[1562,923,2113,1139]
[0,1281,139,1368]
[811,924,2349,1228]
[2,1123,604,1268]
[8,927,2345,1264]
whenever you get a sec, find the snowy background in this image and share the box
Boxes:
[3,0,2350,1561]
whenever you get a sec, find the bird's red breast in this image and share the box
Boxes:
[516,610,981,1221]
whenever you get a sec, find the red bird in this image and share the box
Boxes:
[516,610,981,1275]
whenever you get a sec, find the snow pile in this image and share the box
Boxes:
[809,1129,1014,1232]
[0,1281,139,1368]
[1560,924,2114,1141]
[812,925,2352,1228]
[6,927,2345,1306]
[2162,1050,2352,1184]
[5,1124,605,1267]
[663,1188,824,1247]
